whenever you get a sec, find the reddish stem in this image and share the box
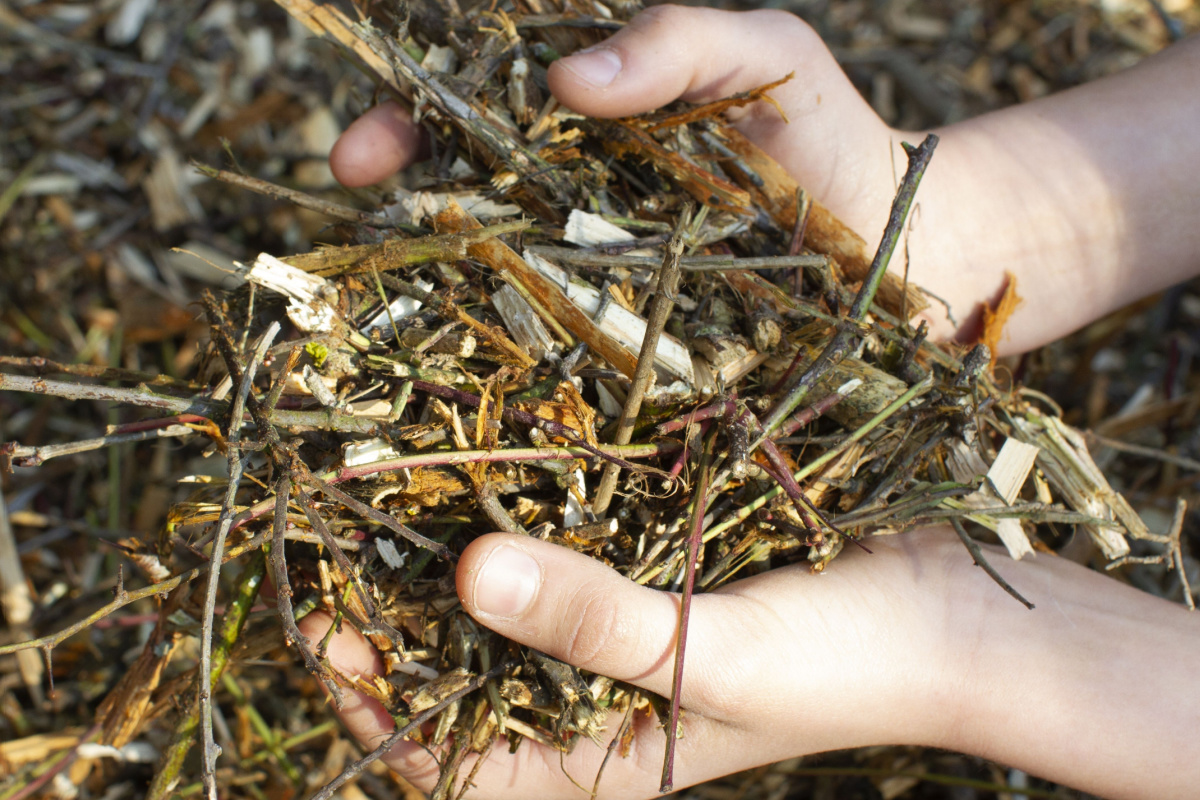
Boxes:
[660,430,716,792]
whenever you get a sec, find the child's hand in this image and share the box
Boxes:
[332,7,1200,354]
[332,6,899,248]
[300,529,966,799]
[300,527,1200,799]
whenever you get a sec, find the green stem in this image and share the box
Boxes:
[755,134,939,444]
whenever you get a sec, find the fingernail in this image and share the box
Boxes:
[560,47,623,88]
[472,545,541,618]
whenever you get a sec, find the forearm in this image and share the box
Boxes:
[925,536,1200,798]
[907,35,1200,354]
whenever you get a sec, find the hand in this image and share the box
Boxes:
[332,6,899,249]
[299,529,963,799]
[300,526,1200,800]
[331,7,1200,355]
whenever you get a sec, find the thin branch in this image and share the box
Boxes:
[949,517,1035,610]
[0,354,200,389]
[294,481,410,652]
[0,372,384,434]
[301,470,454,560]
[591,693,638,800]
[8,424,195,466]
[193,162,418,231]
[0,534,270,656]
[523,245,827,272]
[198,322,278,800]
[755,134,938,444]
[594,207,688,515]
[661,430,716,792]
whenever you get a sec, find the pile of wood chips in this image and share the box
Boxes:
[1,0,1196,798]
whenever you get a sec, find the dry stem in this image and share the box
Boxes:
[593,209,688,515]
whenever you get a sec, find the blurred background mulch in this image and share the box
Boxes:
[1,0,1197,797]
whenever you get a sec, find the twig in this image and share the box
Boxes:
[775,379,862,439]
[310,665,506,800]
[301,470,454,560]
[523,245,828,272]
[755,134,938,444]
[147,552,267,800]
[593,207,688,515]
[283,219,530,277]
[661,430,716,792]
[949,518,1035,610]
[1085,431,1200,472]
[192,163,416,230]
[656,399,734,435]
[0,373,384,434]
[0,535,270,656]
[294,481,410,652]
[199,321,278,800]
[590,692,638,800]
[8,424,195,466]
[0,354,199,389]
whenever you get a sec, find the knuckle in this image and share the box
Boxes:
[627,3,692,36]
[557,581,629,669]
[686,643,758,721]
[746,8,817,45]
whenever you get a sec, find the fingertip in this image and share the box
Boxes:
[456,533,541,619]
[329,102,425,187]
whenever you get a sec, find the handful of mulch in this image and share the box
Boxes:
[1,0,1175,796]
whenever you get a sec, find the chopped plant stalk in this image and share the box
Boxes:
[593,206,689,515]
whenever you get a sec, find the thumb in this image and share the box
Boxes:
[456,533,748,720]
[547,5,866,124]
[547,4,895,236]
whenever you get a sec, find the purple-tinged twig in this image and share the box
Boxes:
[656,400,734,435]
[667,420,710,481]
[660,430,717,792]
[409,380,668,478]
[775,378,862,439]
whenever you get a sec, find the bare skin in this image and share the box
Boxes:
[312,8,1200,798]
[300,529,1200,799]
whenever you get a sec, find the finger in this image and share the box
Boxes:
[545,4,892,233]
[329,102,426,187]
[298,611,744,799]
[456,533,766,721]
[297,612,443,785]
[547,5,861,123]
